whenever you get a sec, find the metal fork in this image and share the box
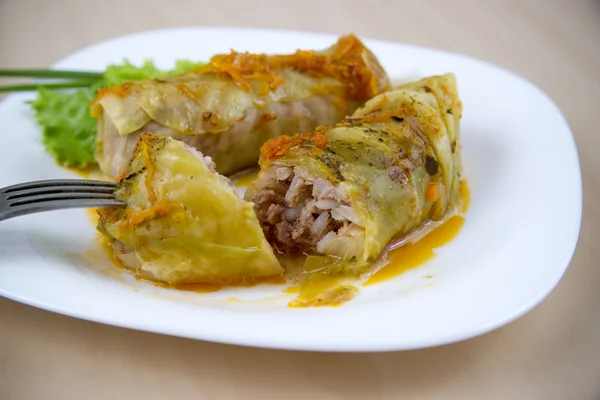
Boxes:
[0,179,125,221]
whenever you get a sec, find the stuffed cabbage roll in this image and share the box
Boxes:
[92,34,390,179]
[97,132,283,284]
[246,74,462,261]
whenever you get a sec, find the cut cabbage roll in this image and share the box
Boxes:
[97,132,283,284]
[246,74,462,261]
[92,34,390,179]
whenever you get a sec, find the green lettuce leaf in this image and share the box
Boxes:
[102,59,205,86]
[32,83,101,168]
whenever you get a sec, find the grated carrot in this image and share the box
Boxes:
[426,183,440,202]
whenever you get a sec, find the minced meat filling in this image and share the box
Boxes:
[252,166,364,257]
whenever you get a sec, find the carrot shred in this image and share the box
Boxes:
[260,113,277,122]
[119,202,175,232]
[93,34,389,106]
[339,112,400,126]
[426,183,440,202]
[260,132,328,162]
[313,132,328,148]
[177,83,199,102]
[94,82,133,100]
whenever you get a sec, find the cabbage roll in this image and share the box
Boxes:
[92,35,390,179]
[97,132,283,284]
[246,74,462,261]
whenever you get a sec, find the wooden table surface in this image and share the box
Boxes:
[1,0,599,398]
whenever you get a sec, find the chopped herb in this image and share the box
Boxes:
[425,155,439,176]
[391,116,404,123]
[317,155,345,181]
[447,109,453,114]
[123,168,144,182]
[377,138,384,142]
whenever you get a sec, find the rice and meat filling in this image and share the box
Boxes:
[247,73,462,262]
[252,165,365,259]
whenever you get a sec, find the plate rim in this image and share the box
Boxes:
[0,26,583,352]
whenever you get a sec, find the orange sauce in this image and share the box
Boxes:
[152,275,285,294]
[289,278,358,308]
[167,282,222,293]
[297,274,343,299]
[364,215,465,286]
[67,166,91,179]
[122,265,285,294]
[459,179,471,213]
[230,168,259,188]
[362,179,470,286]
[87,208,100,226]
[282,286,299,294]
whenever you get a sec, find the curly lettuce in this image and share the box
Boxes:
[102,60,205,86]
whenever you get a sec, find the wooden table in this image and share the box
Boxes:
[1,0,599,398]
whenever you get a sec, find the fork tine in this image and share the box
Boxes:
[2,179,117,193]
[5,185,115,200]
[0,179,125,222]
[8,192,116,207]
[0,198,125,222]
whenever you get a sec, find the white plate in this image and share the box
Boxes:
[0,27,581,352]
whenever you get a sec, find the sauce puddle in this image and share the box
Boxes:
[152,275,286,294]
[364,180,470,286]
[282,286,299,294]
[459,179,470,213]
[364,215,465,286]
[230,167,260,187]
[289,272,359,308]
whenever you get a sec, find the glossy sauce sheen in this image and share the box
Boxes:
[156,275,285,293]
[364,180,470,286]
[229,168,259,187]
[282,286,299,294]
[364,215,465,286]
[289,274,358,308]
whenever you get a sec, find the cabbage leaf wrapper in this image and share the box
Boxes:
[97,132,283,284]
[92,34,390,179]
